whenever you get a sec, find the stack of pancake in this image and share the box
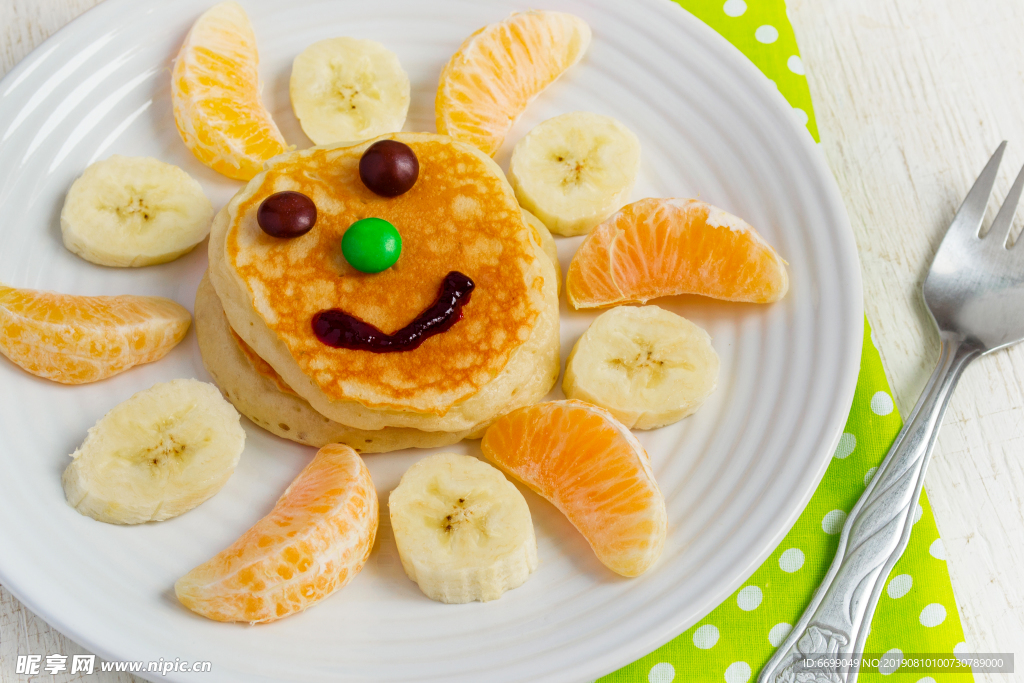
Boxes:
[196,133,560,452]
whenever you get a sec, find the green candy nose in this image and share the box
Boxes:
[341,217,402,273]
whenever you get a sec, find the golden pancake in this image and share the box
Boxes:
[195,274,473,451]
[209,133,560,431]
[522,208,560,295]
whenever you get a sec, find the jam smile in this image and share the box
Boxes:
[312,271,475,353]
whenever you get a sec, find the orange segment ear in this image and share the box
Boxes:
[436,11,591,156]
[172,2,287,180]
[0,284,190,384]
[174,444,377,623]
[482,399,666,577]
[567,198,789,309]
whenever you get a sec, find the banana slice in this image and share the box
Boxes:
[522,208,561,295]
[563,306,719,429]
[509,112,640,236]
[290,37,410,145]
[60,155,214,268]
[62,379,245,524]
[389,453,537,603]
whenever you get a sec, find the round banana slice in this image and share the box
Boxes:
[509,111,640,236]
[60,155,214,268]
[563,306,719,429]
[290,37,410,145]
[62,379,245,524]
[389,453,537,604]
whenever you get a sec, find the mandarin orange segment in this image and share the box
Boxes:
[0,284,191,384]
[172,2,287,180]
[481,400,666,577]
[436,11,591,156]
[566,198,790,309]
[175,444,377,623]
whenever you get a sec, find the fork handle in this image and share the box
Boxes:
[757,332,981,683]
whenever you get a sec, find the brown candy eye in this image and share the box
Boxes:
[359,140,419,197]
[257,191,317,238]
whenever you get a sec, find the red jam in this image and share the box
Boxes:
[312,272,475,352]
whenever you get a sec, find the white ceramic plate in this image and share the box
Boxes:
[0,1,861,681]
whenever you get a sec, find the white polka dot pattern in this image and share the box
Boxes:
[768,623,792,647]
[871,391,895,415]
[822,509,847,535]
[879,648,903,675]
[724,661,752,683]
[648,662,675,683]
[779,548,804,573]
[886,574,913,599]
[692,624,720,650]
[722,0,747,17]
[736,586,762,611]
[755,25,779,43]
[920,603,947,627]
[834,432,856,459]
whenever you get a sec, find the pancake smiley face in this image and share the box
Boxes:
[208,133,560,434]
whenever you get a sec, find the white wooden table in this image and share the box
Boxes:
[2,1,1021,681]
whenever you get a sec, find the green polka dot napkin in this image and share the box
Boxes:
[601,3,974,682]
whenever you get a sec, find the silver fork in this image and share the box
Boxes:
[758,142,1024,682]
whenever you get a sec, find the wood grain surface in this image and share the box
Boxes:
[789,1,1024,672]
[1,0,1020,681]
